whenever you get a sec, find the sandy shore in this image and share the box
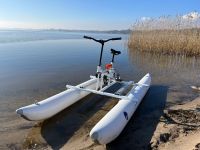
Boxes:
[151,97,200,150]
[6,90,200,150]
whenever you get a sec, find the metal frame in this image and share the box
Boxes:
[66,85,129,100]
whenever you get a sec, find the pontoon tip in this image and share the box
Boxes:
[146,73,151,76]
[90,131,100,144]
[16,109,23,115]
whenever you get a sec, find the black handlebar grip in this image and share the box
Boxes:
[110,37,122,41]
[83,35,92,39]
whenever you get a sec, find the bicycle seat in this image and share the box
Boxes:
[111,49,121,55]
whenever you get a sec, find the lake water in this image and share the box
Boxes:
[0,30,200,148]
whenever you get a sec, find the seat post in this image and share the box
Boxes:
[112,53,115,63]
[110,49,121,63]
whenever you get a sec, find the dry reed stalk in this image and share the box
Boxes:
[128,15,200,56]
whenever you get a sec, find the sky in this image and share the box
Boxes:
[0,0,200,30]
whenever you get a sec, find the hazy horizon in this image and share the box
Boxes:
[0,27,130,31]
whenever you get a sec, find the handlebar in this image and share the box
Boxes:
[83,35,121,44]
[83,35,122,66]
[109,37,122,41]
[83,35,93,40]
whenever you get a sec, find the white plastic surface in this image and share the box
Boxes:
[90,73,151,144]
[16,78,97,121]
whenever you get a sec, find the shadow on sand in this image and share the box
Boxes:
[40,83,122,150]
[106,85,168,150]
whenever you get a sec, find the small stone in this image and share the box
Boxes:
[160,133,171,143]
[195,143,200,149]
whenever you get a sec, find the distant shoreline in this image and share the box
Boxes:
[0,28,131,34]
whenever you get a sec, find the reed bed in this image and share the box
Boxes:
[128,14,200,56]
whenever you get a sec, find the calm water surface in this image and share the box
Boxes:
[0,30,200,145]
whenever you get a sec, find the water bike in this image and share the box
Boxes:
[16,35,151,144]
